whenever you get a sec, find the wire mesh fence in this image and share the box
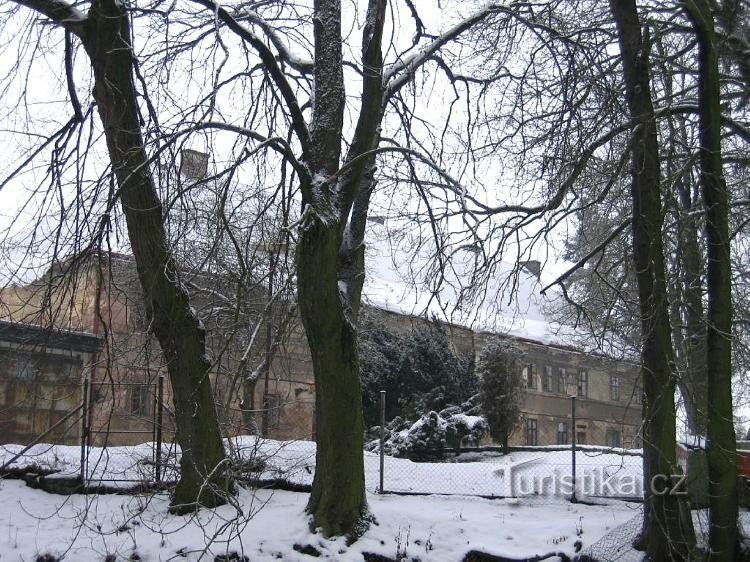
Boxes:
[3,382,645,506]
[371,392,645,502]
[375,445,643,501]
[578,510,645,561]
[0,372,171,486]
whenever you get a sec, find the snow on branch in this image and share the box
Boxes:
[188,0,311,153]
[384,3,509,96]
[239,9,314,73]
[13,0,87,34]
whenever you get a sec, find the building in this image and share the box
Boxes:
[0,319,102,445]
[362,227,642,449]
[0,253,315,446]
[362,306,642,449]
[0,237,642,449]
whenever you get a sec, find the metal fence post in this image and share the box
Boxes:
[571,395,577,503]
[155,372,165,483]
[379,390,386,494]
[80,374,90,486]
[152,375,158,446]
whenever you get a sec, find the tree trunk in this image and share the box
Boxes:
[685,2,739,558]
[675,176,708,436]
[82,0,231,512]
[609,1,695,558]
[292,0,386,538]
[297,215,368,538]
[654,35,707,438]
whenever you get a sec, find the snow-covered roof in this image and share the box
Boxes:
[362,222,582,348]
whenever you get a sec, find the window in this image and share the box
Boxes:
[557,367,567,394]
[543,366,553,392]
[557,422,568,445]
[576,431,587,445]
[130,384,150,417]
[610,375,621,401]
[577,369,588,398]
[524,364,536,389]
[606,429,621,448]
[12,354,36,380]
[526,418,538,446]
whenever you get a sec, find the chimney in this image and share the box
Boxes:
[179,149,209,181]
[520,260,541,279]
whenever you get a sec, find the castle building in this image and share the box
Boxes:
[0,240,641,449]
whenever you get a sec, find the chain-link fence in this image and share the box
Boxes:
[371,392,645,501]
[374,445,643,501]
[1,372,171,487]
[4,384,644,504]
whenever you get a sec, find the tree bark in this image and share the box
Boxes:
[295,0,386,537]
[675,176,708,436]
[297,214,369,537]
[609,1,695,558]
[684,1,739,558]
[81,0,231,511]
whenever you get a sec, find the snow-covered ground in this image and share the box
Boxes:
[0,437,656,561]
[0,438,644,499]
[2,437,748,560]
[0,478,643,561]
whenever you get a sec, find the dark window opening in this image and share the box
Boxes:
[577,369,588,398]
[130,384,151,417]
[264,393,282,429]
[525,364,536,390]
[543,366,553,392]
[606,429,621,448]
[610,375,621,401]
[526,418,538,446]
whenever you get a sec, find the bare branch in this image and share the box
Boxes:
[385,4,503,96]
[541,218,632,295]
[64,30,83,121]
[12,0,86,35]
[336,0,387,223]
[239,9,314,73]
[188,0,311,154]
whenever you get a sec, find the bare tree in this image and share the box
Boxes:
[184,0,527,536]
[609,2,695,556]
[684,0,739,557]
[6,0,232,511]
[3,0,538,537]
[164,164,298,437]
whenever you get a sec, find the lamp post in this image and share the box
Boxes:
[568,373,578,503]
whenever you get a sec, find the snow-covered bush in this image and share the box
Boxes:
[366,398,488,459]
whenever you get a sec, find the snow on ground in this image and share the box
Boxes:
[0,478,642,561]
[0,437,652,560]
